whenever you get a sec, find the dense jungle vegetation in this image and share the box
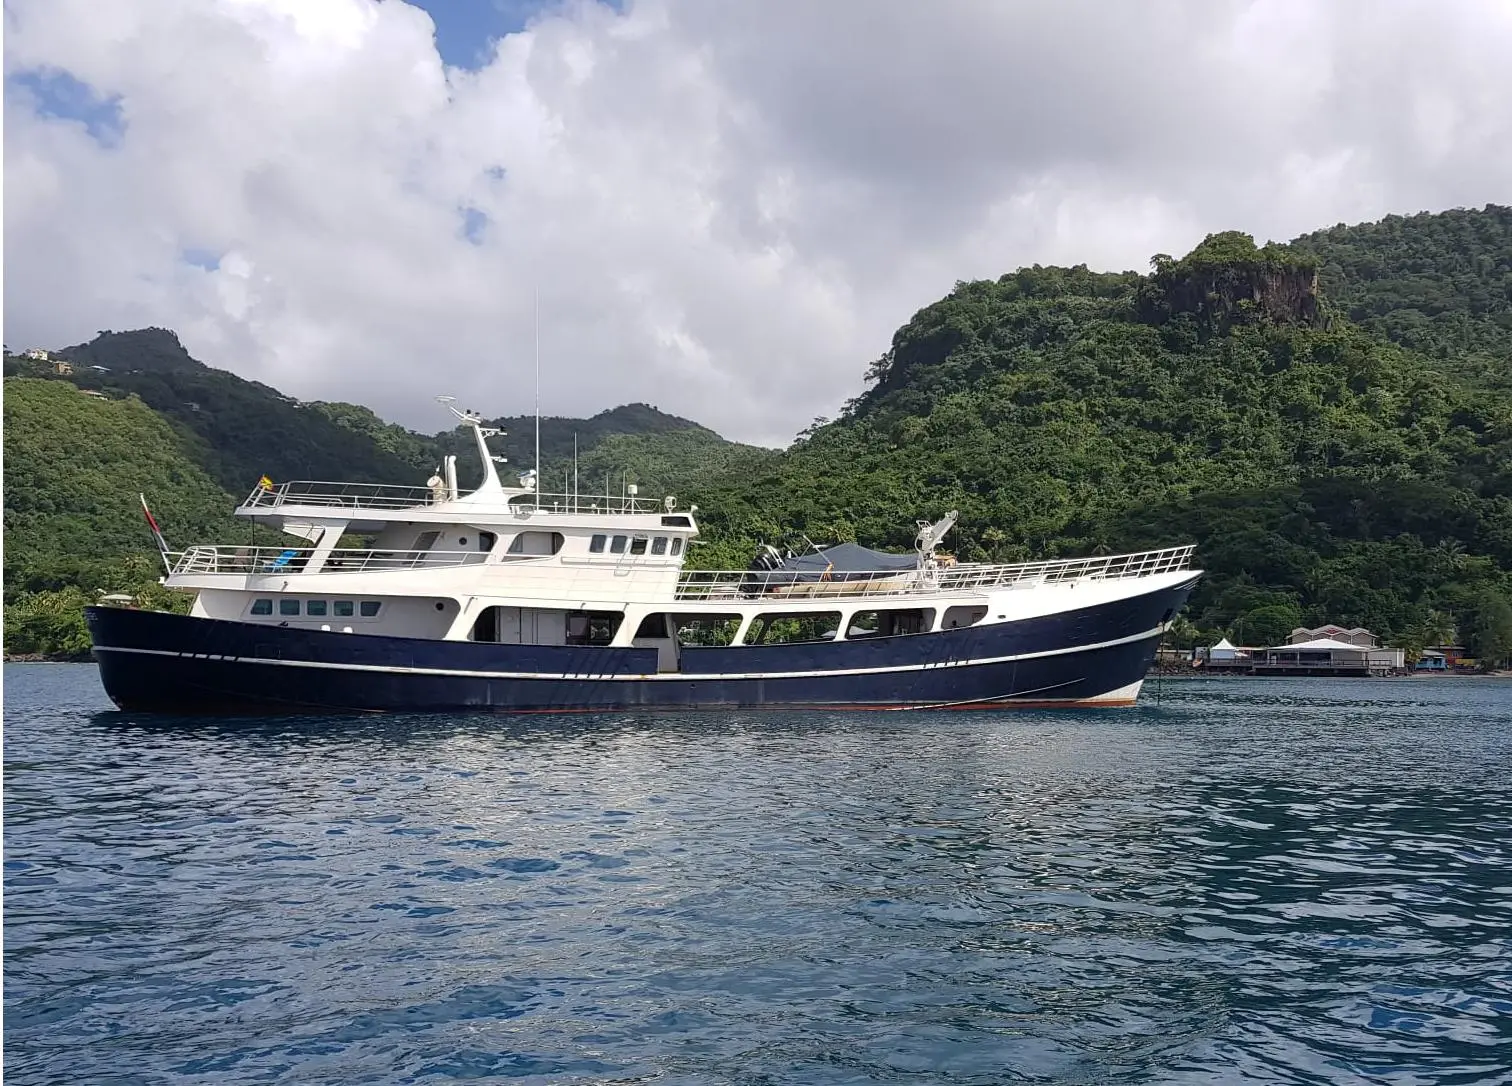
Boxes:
[5,205,1511,664]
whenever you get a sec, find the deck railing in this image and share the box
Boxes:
[166,542,1195,597]
[674,545,1197,601]
[170,546,489,576]
[240,481,438,512]
[239,479,666,515]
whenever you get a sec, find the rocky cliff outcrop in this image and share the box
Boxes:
[1140,231,1324,333]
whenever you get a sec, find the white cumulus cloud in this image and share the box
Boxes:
[5,0,1511,444]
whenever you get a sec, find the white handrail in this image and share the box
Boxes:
[170,546,489,575]
[239,481,438,512]
[238,479,672,516]
[674,545,1196,601]
[166,542,1195,600]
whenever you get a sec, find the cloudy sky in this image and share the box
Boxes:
[5,0,1511,445]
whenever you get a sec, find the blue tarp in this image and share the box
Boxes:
[767,542,918,583]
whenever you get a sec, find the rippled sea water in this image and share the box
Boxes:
[5,664,1512,1085]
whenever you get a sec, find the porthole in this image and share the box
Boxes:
[459,537,468,547]
[434,601,446,611]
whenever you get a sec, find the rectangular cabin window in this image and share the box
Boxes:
[634,613,670,638]
[334,601,354,617]
[941,605,987,629]
[306,600,328,617]
[673,614,743,647]
[507,530,565,556]
[845,608,935,639]
[630,536,648,556]
[670,538,683,556]
[250,598,273,616]
[415,530,441,551]
[610,535,627,554]
[279,599,301,617]
[566,611,623,646]
[589,534,607,554]
[746,611,841,645]
[651,537,668,556]
[359,601,381,617]
[478,531,497,553]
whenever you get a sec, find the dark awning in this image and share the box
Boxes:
[770,542,918,582]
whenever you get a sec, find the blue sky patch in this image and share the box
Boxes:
[8,68,126,146]
[181,248,223,272]
[458,207,489,245]
[413,0,549,69]
[412,0,627,70]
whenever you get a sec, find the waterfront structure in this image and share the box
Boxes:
[85,403,1200,713]
[1254,637,1404,677]
[1415,650,1448,671]
[1288,625,1376,647]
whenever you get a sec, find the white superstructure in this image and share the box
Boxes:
[160,405,1196,669]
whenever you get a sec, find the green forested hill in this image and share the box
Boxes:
[52,328,424,493]
[427,403,750,492]
[306,396,768,492]
[6,207,1512,664]
[1293,205,1512,389]
[2,346,763,655]
[690,226,1512,661]
[568,429,780,503]
[2,379,240,655]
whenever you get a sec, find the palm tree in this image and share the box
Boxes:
[1419,609,1456,649]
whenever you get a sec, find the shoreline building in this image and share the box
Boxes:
[1253,627,1404,677]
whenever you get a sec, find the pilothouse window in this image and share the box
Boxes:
[651,537,668,555]
[589,534,607,554]
[250,599,273,615]
[630,536,648,556]
[610,535,627,554]
[670,538,683,556]
[279,599,300,617]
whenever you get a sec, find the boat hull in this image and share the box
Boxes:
[85,577,1196,714]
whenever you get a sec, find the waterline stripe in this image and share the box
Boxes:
[93,624,1165,683]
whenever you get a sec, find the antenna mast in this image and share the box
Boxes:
[534,288,541,508]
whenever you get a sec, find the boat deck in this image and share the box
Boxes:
[166,544,1197,602]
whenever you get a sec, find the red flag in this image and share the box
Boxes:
[139,493,169,555]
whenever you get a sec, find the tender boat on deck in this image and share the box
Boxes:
[86,405,1200,713]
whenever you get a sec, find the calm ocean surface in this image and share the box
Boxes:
[5,664,1511,1085]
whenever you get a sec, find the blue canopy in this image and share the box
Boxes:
[774,542,918,582]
